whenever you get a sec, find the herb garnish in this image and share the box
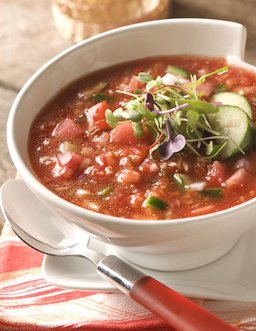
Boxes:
[90,93,113,103]
[105,65,234,160]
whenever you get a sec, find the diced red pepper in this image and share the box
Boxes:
[85,101,110,131]
[53,118,83,139]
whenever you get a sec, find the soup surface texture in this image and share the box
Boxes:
[29,56,256,220]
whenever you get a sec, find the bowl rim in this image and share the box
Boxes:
[7,18,256,227]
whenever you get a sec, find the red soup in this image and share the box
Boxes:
[29,56,256,220]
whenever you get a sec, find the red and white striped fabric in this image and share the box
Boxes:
[1,221,256,331]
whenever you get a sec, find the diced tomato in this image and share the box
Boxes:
[206,161,226,186]
[125,76,145,92]
[110,123,150,146]
[53,118,83,139]
[85,101,110,131]
[225,168,248,190]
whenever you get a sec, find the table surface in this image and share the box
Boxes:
[1,0,256,228]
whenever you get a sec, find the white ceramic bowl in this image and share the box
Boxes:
[7,18,256,271]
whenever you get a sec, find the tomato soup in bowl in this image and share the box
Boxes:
[7,19,256,271]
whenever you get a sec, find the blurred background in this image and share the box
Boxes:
[1,0,256,226]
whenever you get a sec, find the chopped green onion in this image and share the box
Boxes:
[136,72,153,83]
[115,108,142,122]
[173,173,191,192]
[201,188,223,197]
[98,186,113,197]
[145,195,168,210]
[90,93,113,103]
[166,65,190,78]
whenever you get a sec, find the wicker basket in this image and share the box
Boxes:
[52,0,171,42]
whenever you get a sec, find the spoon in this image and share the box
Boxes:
[0,179,237,331]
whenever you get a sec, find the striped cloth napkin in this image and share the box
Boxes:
[1,221,256,331]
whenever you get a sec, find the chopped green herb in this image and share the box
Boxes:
[146,195,168,210]
[136,72,153,83]
[173,173,191,192]
[90,93,113,103]
[98,186,113,197]
[201,188,223,197]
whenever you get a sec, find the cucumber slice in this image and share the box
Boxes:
[212,92,252,119]
[208,105,253,159]
[166,65,190,79]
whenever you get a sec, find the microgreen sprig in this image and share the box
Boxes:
[105,65,231,160]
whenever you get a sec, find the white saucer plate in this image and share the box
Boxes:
[42,226,256,302]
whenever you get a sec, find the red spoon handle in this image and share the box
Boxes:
[130,276,238,331]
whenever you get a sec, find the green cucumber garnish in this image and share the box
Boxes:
[212,92,252,119]
[208,105,253,159]
[146,195,168,210]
